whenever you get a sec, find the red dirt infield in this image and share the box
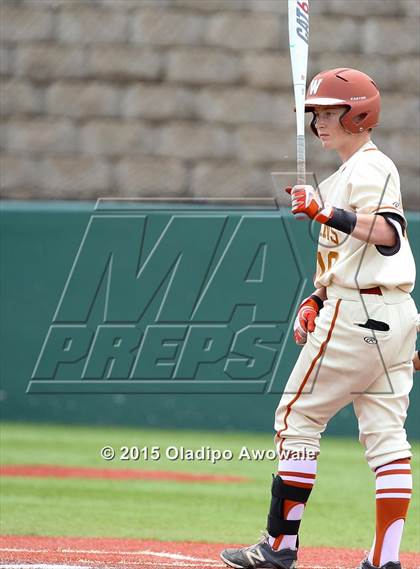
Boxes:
[0,464,249,484]
[0,536,419,569]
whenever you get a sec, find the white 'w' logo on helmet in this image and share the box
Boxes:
[309,78,323,95]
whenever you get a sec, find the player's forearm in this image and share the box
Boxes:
[351,213,397,246]
[287,187,394,246]
[313,287,327,302]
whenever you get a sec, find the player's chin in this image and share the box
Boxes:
[319,137,333,149]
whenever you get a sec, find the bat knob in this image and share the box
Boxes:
[285,186,293,195]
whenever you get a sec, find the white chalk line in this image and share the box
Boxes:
[0,565,92,569]
[1,550,416,569]
[0,559,218,568]
[0,561,368,569]
[0,561,403,569]
[0,560,379,569]
[71,558,224,568]
[0,548,218,563]
[64,548,220,563]
[0,561,226,569]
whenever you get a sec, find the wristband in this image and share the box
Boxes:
[309,294,324,310]
[325,207,357,234]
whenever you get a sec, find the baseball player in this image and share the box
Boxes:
[220,69,417,569]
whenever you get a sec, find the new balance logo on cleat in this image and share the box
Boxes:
[220,535,298,569]
[245,548,266,565]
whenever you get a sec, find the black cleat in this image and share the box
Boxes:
[358,559,402,569]
[220,535,297,569]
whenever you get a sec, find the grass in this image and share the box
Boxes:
[0,422,419,550]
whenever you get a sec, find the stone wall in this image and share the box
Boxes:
[1,0,419,208]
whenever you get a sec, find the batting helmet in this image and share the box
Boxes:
[304,68,381,136]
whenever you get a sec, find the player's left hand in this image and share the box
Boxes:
[285,185,333,223]
[294,296,321,345]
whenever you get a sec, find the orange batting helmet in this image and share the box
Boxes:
[304,68,381,136]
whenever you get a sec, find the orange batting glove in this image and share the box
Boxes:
[285,185,333,223]
[294,295,323,346]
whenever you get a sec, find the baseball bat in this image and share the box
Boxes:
[288,0,310,186]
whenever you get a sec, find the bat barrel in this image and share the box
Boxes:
[289,0,309,187]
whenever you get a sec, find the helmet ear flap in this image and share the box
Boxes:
[350,112,370,132]
[338,106,353,134]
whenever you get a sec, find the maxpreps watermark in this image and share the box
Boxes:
[28,199,304,394]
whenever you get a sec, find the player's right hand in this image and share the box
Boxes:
[285,185,333,224]
[294,296,322,345]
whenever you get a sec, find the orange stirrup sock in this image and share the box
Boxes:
[368,459,412,567]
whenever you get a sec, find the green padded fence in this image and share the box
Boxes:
[1,201,419,439]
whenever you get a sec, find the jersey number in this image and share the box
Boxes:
[317,251,339,276]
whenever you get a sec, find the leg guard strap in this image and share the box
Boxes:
[272,475,312,503]
[272,519,300,535]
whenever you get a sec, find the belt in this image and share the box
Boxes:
[360,286,382,296]
[328,284,408,303]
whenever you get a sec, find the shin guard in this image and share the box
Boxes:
[267,474,313,538]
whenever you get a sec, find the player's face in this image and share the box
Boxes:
[312,106,351,150]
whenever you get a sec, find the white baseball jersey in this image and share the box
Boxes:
[274,139,418,473]
[314,141,416,292]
